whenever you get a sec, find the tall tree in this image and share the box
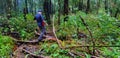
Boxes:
[5,0,12,19]
[43,0,53,24]
[64,0,69,15]
[58,0,61,25]
[23,0,28,20]
[86,0,90,13]
[78,0,83,11]
[105,0,109,13]
[96,0,100,14]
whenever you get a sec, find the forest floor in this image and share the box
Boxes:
[11,26,99,58]
[12,27,61,58]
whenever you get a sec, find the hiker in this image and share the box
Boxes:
[34,9,47,42]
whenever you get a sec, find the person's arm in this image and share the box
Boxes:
[44,20,48,26]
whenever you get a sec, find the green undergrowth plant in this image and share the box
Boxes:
[100,47,120,58]
[54,11,120,57]
[56,13,87,40]
[39,42,71,58]
[0,35,14,58]
[0,13,37,40]
[56,11,120,45]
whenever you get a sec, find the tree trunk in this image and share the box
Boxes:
[78,0,83,11]
[86,0,90,13]
[105,0,109,14]
[6,0,12,19]
[58,0,61,25]
[96,0,100,14]
[64,0,69,15]
[23,0,28,20]
[43,0,52,24]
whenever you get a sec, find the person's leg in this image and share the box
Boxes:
[38,26,46,41]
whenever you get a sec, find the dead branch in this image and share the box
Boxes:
[79,16,95,55]
[70,51,86,57]
[10,38,39,44]
[22,48,45,58]
[79,16,93,38]
[65,45,120,49]
[52,15,63,49]
[68,52,76,58]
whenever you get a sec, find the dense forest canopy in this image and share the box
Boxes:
[0,0,120,58]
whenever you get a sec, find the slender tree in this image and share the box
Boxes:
[58,0,61,25]
[43,0,53,24]
[64,0,69,15]
[23,0,28,20]
[86,0,90,13]
[105,0,109,13]
[78,0,83,11]
[5,0,12,19]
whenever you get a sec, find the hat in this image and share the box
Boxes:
[38,9,42,12]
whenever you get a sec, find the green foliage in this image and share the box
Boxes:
[0,35,14,58]
[57,11,120,43]
[101,47,120,58]
[55,11,120,57]
[0,13,37,40]
[56,13,87,39]
[40,42,70,58]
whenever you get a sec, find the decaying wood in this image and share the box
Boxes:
[22,48,45,58]
[52,15,63,49]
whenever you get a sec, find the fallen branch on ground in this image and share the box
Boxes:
[79,16,95,55]
[22,48,45,58]
[68,52,76,58]
[65,45,120,49]
[10,38,39,44]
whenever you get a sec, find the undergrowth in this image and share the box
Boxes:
[0,35,14,58]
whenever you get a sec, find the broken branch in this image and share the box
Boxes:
[52,15,63,49]
[22,48,44,58]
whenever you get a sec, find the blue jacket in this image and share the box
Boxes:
[34,13,44,27]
